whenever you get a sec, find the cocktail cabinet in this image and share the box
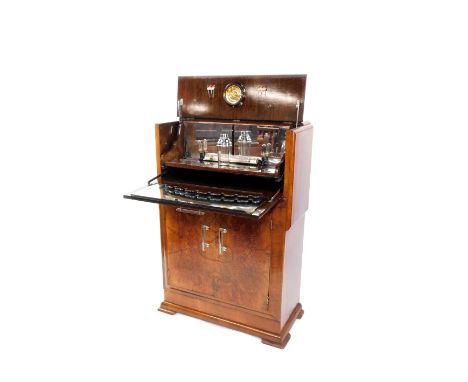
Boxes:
[124,75,313,348]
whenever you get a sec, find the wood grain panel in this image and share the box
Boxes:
[217,213,272,312]
[155,121,180,175]
[148,74,313,348]
[164,206,272,313]
[178,75,306,122]
[165,207,217,296]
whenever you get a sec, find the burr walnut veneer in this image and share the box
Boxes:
[125,75,313,348]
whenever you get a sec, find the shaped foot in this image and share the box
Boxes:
[158,303,177,315]
[261,333,291,349]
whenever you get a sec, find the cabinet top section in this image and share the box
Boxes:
[177,75,306,123]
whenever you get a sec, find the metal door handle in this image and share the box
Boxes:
[218,228,227,255]
[176,207,204,215]
[201,225,210,251]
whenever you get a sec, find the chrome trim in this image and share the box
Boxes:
[176,207,204,215]
[201,225,210,251]
[201,153,282,166]
[218,228,227,255]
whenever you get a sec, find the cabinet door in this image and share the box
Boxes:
[164,206,272,313]
[165,206,217,299]
[214,213,272,312]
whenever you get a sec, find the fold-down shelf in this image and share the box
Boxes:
[124,175,282,219]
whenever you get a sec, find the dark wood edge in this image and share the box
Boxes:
[158,301,303,346]
[157,306,176,315]
[180,118,294,127]
[261,304,303,348]
[123,194,279,220]
[261,333,291,349]
[178,74,307,79]
[163,160,282,179]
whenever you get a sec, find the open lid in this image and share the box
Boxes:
[177,74,306,123]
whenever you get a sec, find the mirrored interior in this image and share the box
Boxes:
[183,122,287,166]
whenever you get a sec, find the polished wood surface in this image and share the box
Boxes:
[284,123,314,229]
[144,76,313,348]
[164,205,271,312]
[152,124,313,348]
[178,75,306,122]
[158,122,184,170]
[155,121,179,175]
[158,300,303,347]
[279,123,313,325]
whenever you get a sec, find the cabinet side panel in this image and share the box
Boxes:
[284,124,314,229]
[268,202,287,320]
[281,214,305,326]
[292,126,313,226]
[155,121,180,174]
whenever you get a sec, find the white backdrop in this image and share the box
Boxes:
[1,1,467,381]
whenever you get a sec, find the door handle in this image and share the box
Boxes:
[176,207,204,215]
[218,228,227,255]
[201,225,210,251]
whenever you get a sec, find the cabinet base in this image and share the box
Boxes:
[158,301,303,349]
[157,306,177,315]
[261,333,291,349]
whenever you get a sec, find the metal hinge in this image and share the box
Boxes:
[295,99,303,128]
[266,294,270,308]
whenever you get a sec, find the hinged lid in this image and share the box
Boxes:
[177,75,306,123]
